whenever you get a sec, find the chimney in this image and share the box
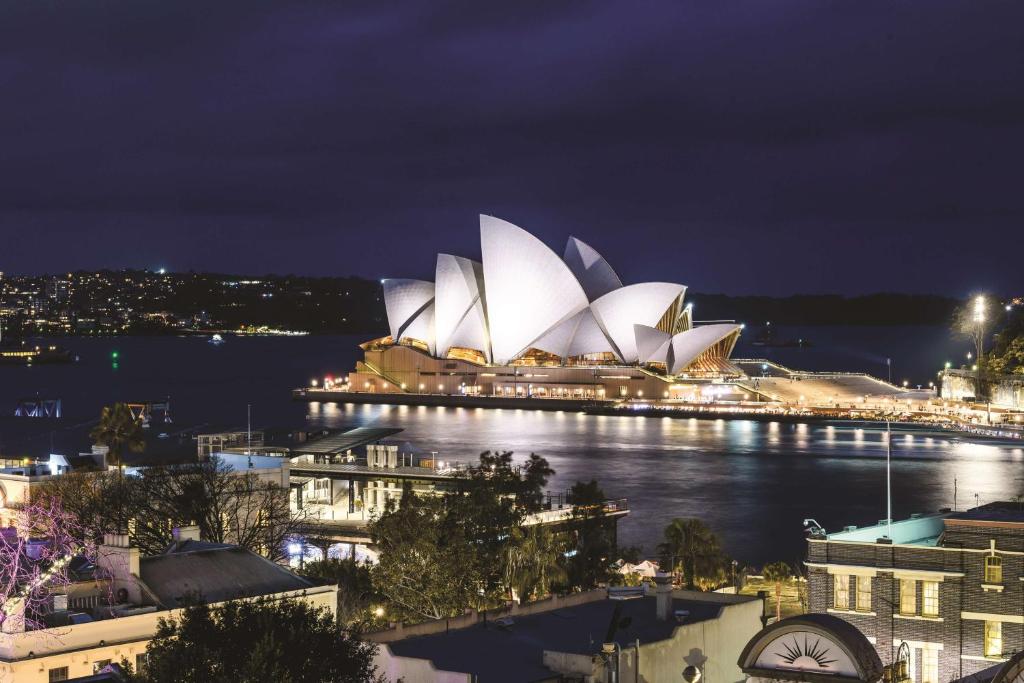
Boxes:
[654,572,673,621]
[97,532,142,605]
[172,525,201,543]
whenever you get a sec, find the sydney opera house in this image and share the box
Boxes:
[343,215,745,401]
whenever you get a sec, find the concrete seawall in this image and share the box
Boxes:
[293,389,595,412]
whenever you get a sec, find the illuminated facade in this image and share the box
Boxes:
[807,502,1024,682]
[349,215,743,399]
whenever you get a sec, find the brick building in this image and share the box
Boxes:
[806,502,1024,683]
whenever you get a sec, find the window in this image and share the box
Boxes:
[985,556,1002,584]
[48,668,69,683]
[922,581,939,617]
[921,648,939,683]
[93,659,112,674]
[834,574,849,609]
[985,621,1002,658]
[899,578,917,615]
[855,576,871,611]
[135,653,149,673]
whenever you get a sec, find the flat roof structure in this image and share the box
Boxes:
[385,592,757,682]
[292,427,404,455]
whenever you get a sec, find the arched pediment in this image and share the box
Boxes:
[738,614,882,682]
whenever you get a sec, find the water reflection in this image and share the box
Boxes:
[309,403,1024,563]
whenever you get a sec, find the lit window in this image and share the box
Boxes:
[855,576,871,611]
[834,574,849,609]
[921,648,939,683]
[922,581,939,617]
[899,579,917,615]
[985,556,1002,584]
[985,620,1002,657]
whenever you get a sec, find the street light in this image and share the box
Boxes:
[973,295,986,401]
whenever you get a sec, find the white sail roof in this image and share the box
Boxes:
[434,254,489,360]
[668,324,741,374]
[634,324,671,363]
[379,215,741,373]
[530,311,582,358]
[382,279,434,341]
[401,302,436,354]
[566,308,617,357]
[480,215,589,364]
[563,237,623,301]
[590,283,685,363]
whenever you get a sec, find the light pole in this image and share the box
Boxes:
[973,296,986,401]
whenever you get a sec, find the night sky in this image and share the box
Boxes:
[1,2,1021,296]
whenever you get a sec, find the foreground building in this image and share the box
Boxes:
[806,502,1024,682]
[346,215,744,400]
[369,578,762,682]
[0,528,337,683]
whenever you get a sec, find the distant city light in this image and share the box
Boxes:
[310,379,318,387]
[157,268,166,275]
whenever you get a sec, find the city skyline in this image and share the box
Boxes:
[1,2,1022,296]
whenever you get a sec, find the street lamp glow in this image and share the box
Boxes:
[974,295,985,323]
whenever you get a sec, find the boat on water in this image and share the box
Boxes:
[208,333,226,345]
[0,341,74,365]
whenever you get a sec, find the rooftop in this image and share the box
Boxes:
[824,501,1024,547]
[946,501,1024,526]
[292,427,404,455]
[139,545,315,607]
[825,512,948,546]
[385,592,756,682]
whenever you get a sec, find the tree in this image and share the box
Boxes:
[657,518,724,590]
[501,525,566,603]
[444,451,555,603]
[301,558,379,627]
[0,499,90,633]
[763,561,793,622]
[126,598,381,683]
[369,485,479,621]
[32,470,138,546]
[33,458,303,561]
[565,480,617,590]
[136,458,300,561]
[90,403,146,473]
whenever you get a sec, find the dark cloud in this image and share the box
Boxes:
[1,1,1021,295]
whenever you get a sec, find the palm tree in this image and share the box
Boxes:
[89,403,146,475]
[657,518,722,590]
[762,561,792,622]
[502,526,566,603]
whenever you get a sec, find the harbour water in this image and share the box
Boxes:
[2,327,1017,565]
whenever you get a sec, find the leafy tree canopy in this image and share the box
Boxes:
[125,598,381,683]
